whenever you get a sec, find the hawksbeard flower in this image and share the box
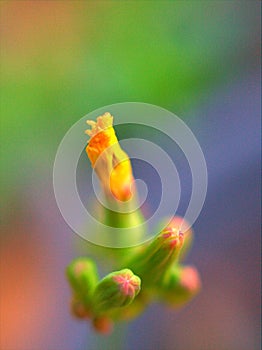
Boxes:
[65,112,202,335]
[85,112,134,202]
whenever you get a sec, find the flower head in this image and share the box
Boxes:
[85,113,134,202]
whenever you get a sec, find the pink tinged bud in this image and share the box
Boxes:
[169,216,193,261]
[160,265,201,307]
[112,271,141,297]
[93,269,141,314]
[127,222,184,284]
[161,226,184,250]
[180,266,201,294]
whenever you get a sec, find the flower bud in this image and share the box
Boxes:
[157,216,193,262]
[66,257,99,297]
[170,216,193,261]
[159,265,201,307]
[85,113,135,202]
[93,269,141,314]
[128,222,184,284]
[85,113,145,246]
[66,257,99,318]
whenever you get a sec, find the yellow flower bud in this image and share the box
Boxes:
[85,112,134,202]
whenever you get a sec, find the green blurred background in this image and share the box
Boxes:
[1,0,258,199]
[0,1,260,350]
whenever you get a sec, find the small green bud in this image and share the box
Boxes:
[93,269,141,314]
[66,257,99,297]
[159,265,201,307]
[128,222,184,284]
[66,257,99,318]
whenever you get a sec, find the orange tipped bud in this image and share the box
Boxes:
[85,113,134,202]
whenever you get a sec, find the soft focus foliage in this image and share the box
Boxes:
[1,1,258,202]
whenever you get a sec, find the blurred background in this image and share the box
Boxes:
[0,1,260,350]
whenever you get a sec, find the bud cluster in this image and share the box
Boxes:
[66,219,201,333]
[66,259,141,334]
[65,113,201,334]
